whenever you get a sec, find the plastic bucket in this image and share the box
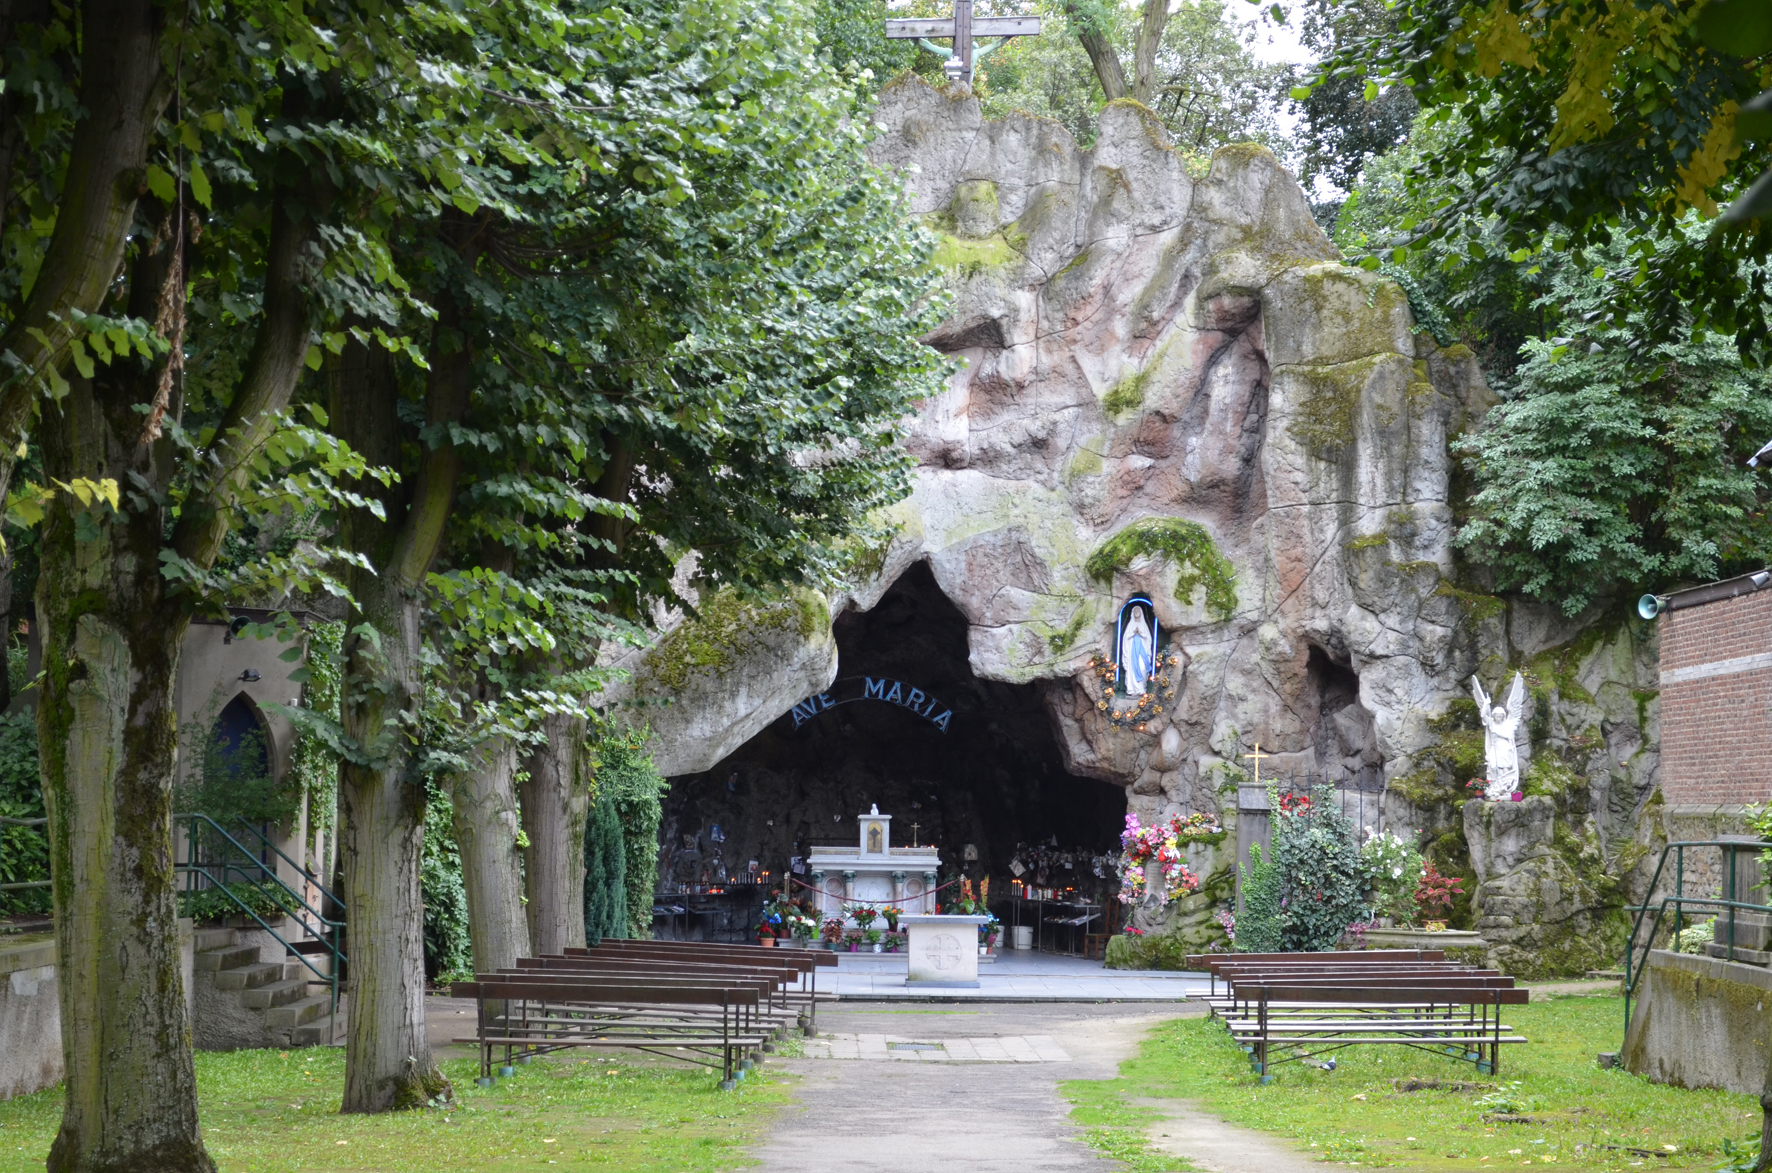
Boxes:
[1012,925,1033,950]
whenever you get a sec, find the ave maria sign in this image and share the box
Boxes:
[788,676,953,733]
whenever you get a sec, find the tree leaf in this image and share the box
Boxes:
[189,160,212,209]
[145,164,177,203]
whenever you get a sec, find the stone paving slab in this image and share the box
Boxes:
[823,951,1204,1002]
[803,1031,1073,1062]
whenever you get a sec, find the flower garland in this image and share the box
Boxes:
[1116,811,1220,904]
[1084,650,1182,731]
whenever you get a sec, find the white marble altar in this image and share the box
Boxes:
[805,806,940,921]
[901,914,993,987]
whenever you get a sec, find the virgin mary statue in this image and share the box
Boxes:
[1120,607,1154,695]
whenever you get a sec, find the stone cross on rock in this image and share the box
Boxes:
[884,2,1041,87]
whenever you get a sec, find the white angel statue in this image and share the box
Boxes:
[1470,672,1527,801]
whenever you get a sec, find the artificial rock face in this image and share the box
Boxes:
[859,80,1489,809]
[612,79,1660,944]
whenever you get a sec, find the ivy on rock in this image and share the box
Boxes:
[1086,517,1238,621]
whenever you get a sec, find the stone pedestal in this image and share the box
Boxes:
[902,914,991,988]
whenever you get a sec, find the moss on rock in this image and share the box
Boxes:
[1085,517,1238,620]
[644,588,827,693]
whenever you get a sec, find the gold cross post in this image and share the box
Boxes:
[1242,742,1268,788]
[910,822,921,847]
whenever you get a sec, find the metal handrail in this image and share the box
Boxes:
[177,813,344,934]
[204,815,344,915]
[1622,838,1772,1042]
[175,813,347,1044]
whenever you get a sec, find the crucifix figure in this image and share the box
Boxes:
[884,1,1042,88]
[1242,742,1268,789]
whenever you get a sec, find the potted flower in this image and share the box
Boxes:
[882,906,901,932]
[884,932,901,953]
[755,922,777,947]
[1414,862,1464,931]
[864,927,883,952]
[848,904,879,932]
[844,929,863,953]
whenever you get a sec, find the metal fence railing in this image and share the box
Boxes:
[1623,838,1772,1041]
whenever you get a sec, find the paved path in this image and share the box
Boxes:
[755,1002,1185,1172]
[826,949,1207,1001]
[1141,1100,1326,1173]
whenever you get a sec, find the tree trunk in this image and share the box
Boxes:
[1065,0,1128,102]
[330,243,471,1106]
[334,574,446,1111]
[1129,0,1170,107]
[520,712,590,955]
[35,260,210,1172]
[449,734,529,970]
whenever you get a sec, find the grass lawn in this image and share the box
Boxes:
[0,1047,791,1172]
[1063,993,1760,1171]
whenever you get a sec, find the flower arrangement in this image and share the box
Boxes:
[846,904,879,930]
[1358,829,1424,925]
[754,921,776,939]
[945,877,992,916]
[1414,862,1464,921]
[1276,791,1313,816]
[1116,812,1218,904]
[1216,909,1235,944]
[881,906,902,932]
[1084,650,1183,732]
[820,918,845,943]
[1121,924,1146,936]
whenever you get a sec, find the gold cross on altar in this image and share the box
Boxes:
[883,2,1042,87]
[910,822,921,847]
[1242,742,1269,788]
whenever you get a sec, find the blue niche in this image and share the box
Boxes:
[1114,596,1159,696]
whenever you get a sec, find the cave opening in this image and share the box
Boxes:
[658,562,1128,927]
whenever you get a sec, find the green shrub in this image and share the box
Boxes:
[0,711,46,915]
[592,729,666,939]
[421,791,472,983]
[1272,787,1367,952]
[1236,842,1283,953]
[583,785,627,945]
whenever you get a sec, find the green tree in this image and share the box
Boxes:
[591,730,666,939]
[978,0,1289,153]
[1301,0,1772,353]
[1454,234,1772,615]
[581,785,627,946]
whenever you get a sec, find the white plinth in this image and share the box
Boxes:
[901,915,991,987]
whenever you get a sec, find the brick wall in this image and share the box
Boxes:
[1660,588,1772,805]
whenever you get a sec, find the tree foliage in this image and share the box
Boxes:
[1303,0,1772,354]
[1454,234,1772,614]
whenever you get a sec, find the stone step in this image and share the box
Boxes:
[1706,942,1772,967]
[213,962,286,991]
[240,978,313,1010]
[192,927,237,952]
[194,944,260,972]
[290,1012,344,1047]
[265,994,331,1030]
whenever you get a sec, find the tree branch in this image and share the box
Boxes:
[0,0,170,446]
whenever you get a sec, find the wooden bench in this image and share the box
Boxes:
[513,955,806,1035]
[451,976,771,1088]
[1183,952,1527,1079]
[573,940,836,1031]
